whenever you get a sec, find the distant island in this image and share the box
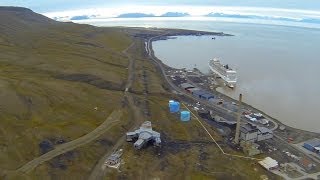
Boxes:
[160,12,190,17]
[117,13,155,18]
[116,12,190,18]
[70,15,90,20]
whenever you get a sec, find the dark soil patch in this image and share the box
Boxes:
[49,151,78,170]
[39,140,54,155]
[55,73,124,91]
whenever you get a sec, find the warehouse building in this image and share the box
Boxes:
[303,138,320,153]
[192,90,214,100]
[259,157,279,170]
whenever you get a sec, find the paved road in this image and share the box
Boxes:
[16,110,122,173]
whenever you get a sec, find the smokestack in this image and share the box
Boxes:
[234,94,242,144]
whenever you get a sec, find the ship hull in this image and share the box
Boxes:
[209,61,237,88]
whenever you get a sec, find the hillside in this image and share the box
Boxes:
[0,6,132,175]
[0,7,279,180]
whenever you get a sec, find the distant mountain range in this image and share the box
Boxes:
[117,13,155,18]
[158,12,190,17]
[116,12,190,18]
[205,12,320,24]
[58,11,320,25]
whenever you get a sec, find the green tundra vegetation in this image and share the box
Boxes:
[0,7,279,180]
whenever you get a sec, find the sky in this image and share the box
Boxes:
[1,0,320,13]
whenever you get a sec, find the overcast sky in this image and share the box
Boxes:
[1,0,320,13]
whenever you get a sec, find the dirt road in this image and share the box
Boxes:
[16,110,122,173]
[88,41,146,179]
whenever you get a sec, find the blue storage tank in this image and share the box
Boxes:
[169,101,180,113]
[168,100,174,107]
[180,111,191,121]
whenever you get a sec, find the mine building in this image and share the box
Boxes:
[126,121,161,149]
[240,123,273,142]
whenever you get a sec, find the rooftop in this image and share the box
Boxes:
[257,126,272,134]
[241,123,258,133]
[304,138,320,147]
[258,157,278,170]
[180,83,194,89]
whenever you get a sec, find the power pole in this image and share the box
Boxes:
[234,94,242,144]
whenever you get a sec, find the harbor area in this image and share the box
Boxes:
[158,62,320,179]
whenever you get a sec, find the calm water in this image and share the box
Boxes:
[80,19,320,132]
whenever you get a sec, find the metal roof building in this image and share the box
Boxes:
[187,87,201,93]
[240,123,273,142]
[303,138,320,152]
[199,93,214,100]
[259,157,279,170]
[180,83,194,90]
[126,121,161,149]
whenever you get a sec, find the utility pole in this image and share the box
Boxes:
[234,94,242,144]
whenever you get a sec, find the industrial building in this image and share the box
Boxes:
[240,123,273,142]
[180,83,195,90]
[186,87,200,93]
[126,121,161,149]
[192,89,214,100]
[303,138,320,153]
[259,157,279,170]
[240,123,258,142]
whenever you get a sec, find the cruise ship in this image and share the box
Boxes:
[209,58,237,88]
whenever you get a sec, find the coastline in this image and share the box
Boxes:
[144,30,320,139]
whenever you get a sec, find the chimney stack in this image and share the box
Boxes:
[234,94,242,144]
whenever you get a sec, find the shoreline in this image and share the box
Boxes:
[144,30,319,138]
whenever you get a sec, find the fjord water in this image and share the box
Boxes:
[153,24,320,133]
[87,19,320,132]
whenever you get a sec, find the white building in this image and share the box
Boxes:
[259,157,279,170]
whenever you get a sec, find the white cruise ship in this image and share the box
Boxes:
[209,58,237,88]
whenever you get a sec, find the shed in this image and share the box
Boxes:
[303,138,320,152]
[180,83,194,90]
[258,157,279,170]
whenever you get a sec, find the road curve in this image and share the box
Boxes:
[16,110,122,173]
